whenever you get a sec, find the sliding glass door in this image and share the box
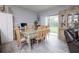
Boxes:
[45,15,58,34]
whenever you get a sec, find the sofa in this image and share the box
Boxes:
[64,29,79,53]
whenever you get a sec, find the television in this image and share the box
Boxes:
[21,23,27,27]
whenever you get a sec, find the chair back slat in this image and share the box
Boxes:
[24,26,30,32]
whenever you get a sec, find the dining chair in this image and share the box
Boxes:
[46,26,50,33]
[41,27,46,39]
[15,26,27,47]
[42,26,50,40]
[35,27,43,45]
[24,26,30,32]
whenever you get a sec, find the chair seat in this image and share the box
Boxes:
[21,38,26,42]
[35,36,44,40]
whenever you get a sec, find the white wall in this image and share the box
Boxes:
[9,5,72,26]
[9,6,37,27]
[39,5,72,25]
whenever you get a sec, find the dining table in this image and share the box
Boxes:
[21,30,37,51]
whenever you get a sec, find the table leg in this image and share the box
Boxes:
[27,35,32,52]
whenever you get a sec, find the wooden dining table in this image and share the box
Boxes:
[21,30,37,51]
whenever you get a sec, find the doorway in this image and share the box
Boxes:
[45,15,59,36]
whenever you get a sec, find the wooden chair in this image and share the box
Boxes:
[41,26,50,40]
[41,27,46,39]
[35,27,43,45]
[15,26,26,47]
[24,26,30,32]
[46,26,50,33]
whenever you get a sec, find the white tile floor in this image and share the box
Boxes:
[1,33,70,53]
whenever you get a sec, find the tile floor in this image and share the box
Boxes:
[1,33,70,53]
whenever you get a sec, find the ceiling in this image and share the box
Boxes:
[18,5,63,12]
